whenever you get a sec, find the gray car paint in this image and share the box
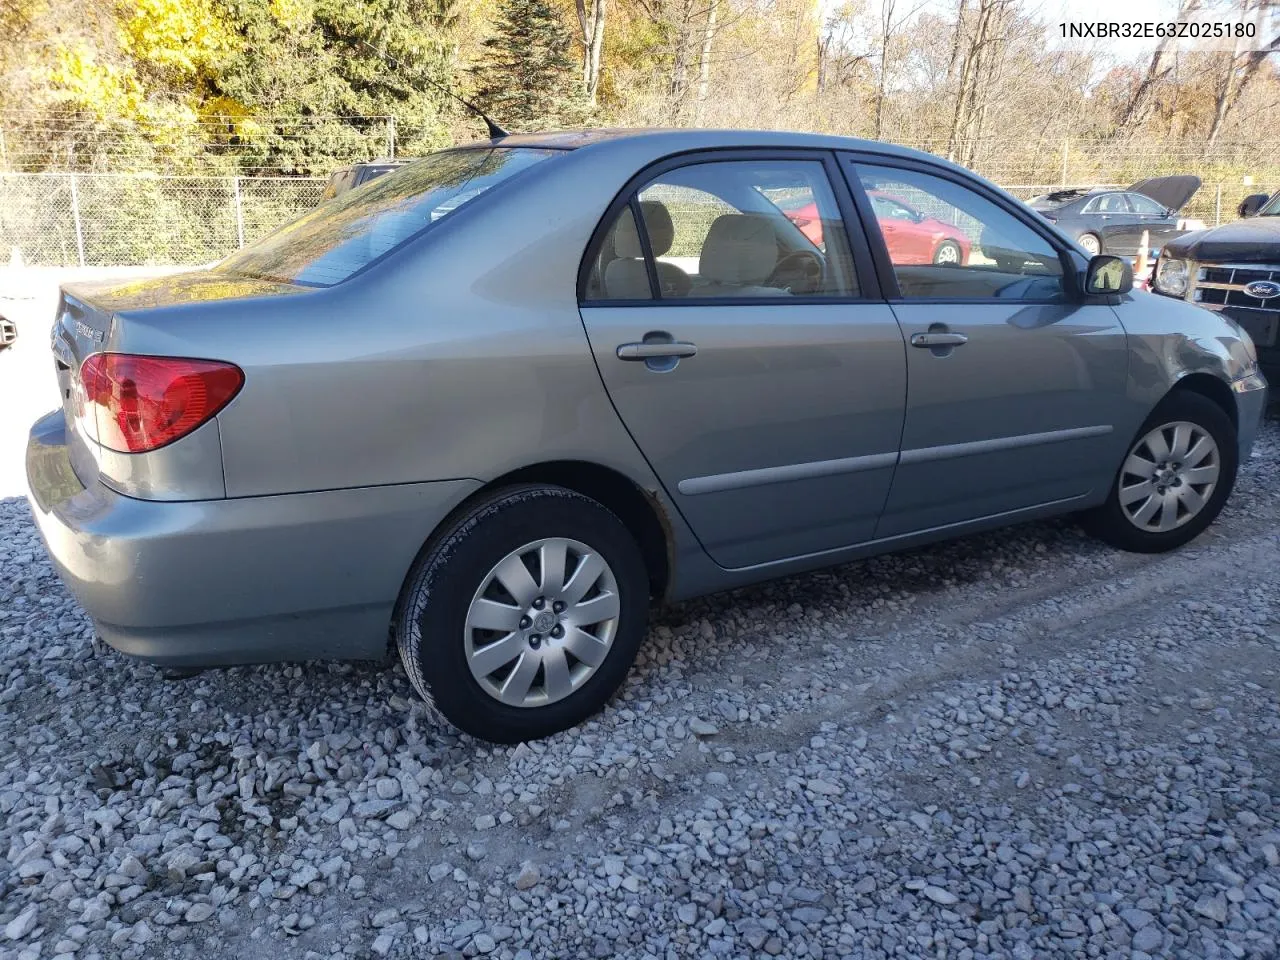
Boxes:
[25,128,1269,667]
[875,300,1130,537]
[582,303,907,568]
[28,410,483,664]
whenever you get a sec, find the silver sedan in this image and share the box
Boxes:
[26,129,1269,742]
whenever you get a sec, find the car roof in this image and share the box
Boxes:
[475,127,944,164]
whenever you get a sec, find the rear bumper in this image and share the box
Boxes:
[26,409,480,667]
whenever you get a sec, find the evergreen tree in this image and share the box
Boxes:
[212,0,458,174]
[471,0,589,132]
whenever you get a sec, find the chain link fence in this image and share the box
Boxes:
[1,155,1275,268]
[0,173,325,267]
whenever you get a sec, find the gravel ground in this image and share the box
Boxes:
[2,415,1279,960]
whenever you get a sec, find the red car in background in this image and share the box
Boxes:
[779,192,971,265]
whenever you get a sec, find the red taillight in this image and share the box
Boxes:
[79,353,244,453]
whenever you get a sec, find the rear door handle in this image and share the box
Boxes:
[616,341,698,360]
[910,332,968,348]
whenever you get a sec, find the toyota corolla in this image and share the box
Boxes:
[26,129,1268,743]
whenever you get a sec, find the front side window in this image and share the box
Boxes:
[1126,193,1167,215]
[853,163,1066,301]
[585,159,859,301]
[219,147,560,287]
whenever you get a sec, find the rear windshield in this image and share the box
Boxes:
[217,147,560,287]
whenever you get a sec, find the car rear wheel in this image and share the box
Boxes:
[933,240,963,265]
[1081,391,1237,553]
[394,484,649,743]
[1077,232,1102,256]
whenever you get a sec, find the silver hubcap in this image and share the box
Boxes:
[1079,235,1100,255]
[464,538,620,708]
[935,243,959,264]
[1119,420,1220,533]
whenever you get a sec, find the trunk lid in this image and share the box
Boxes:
[1128,175,1202,214]
[52,291,112,439]
[50,290,113,486]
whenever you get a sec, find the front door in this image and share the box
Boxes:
[578,153,906,569]
[845,159,1130,538]
[1122,191,1180,255]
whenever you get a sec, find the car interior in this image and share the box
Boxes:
[584,162,1071,303]
[586,164,849,300]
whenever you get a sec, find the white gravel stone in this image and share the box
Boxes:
[2,419,1279,960]
[921,886,958,906]
[4,905,38,941]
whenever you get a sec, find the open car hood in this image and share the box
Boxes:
[1127,175,1201,213]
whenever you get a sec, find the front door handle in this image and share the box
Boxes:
[617,341,698,360]
[910,332,968,348]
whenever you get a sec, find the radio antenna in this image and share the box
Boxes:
[358,40,509,140]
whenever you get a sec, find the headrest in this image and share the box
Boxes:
[611,200,675,258]
[699,214,778,284]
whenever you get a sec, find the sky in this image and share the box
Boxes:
[831,0,1280,65]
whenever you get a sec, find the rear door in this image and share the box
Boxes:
[578,151,907,569]
[1083,193,1136,253]
[843,157,1129,538]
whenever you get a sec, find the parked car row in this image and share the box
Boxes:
[1026,176,1202,257]
[26,129,1268,743]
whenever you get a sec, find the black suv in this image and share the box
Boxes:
[319,159,412,202]
[1151,191,1280,378]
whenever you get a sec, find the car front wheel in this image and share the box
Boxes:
[1082,391,1237,553]
[394,484,650,743]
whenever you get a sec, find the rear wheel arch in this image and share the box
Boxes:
[489,461,672,602]
[394,461,672,615]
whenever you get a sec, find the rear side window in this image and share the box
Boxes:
[218,147,560,287]
[584,158,859,302]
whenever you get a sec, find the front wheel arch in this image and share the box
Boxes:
[1167,372,1238,433]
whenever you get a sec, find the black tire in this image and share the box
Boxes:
[932,240,963,265]
[394,484,649,743]
[1081,391,1237,553]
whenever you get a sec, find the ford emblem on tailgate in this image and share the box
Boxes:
[1242,280,1280,300]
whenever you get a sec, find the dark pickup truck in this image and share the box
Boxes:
[1151,191,1280,378]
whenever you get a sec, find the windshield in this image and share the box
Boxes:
[218,147,561,286]
[1259,193,1280,216]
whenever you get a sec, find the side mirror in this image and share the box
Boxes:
[1238,193,1269,218]
[1085,255,1133,296]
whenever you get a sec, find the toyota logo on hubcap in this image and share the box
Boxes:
[1243,279,1280,300]
[533,611,557,632]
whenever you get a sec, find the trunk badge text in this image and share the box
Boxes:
[75,320,106,343]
